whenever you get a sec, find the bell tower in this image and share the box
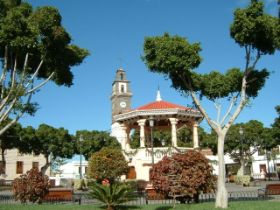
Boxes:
[111,68,132,122]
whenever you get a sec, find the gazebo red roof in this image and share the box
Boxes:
[135,100,190,111]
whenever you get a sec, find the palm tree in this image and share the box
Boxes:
[89,182,135,210]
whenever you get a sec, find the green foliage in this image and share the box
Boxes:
[73,179,87,190]
[76,130,121,160]
[234,175,251,186]
[18,124,74,174]
[89,182,135,210]
[230,0,280,55]
[200,130,218,155]
[143,33,269,101]
[0,119,21,155]
[87,148,129,183]
[0,0,89,86]
[272,105,280,145]
[13,167,50,204]
[21,124,74,160]
[150,150,216,201]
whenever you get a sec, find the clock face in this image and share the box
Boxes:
[120,101,127,108]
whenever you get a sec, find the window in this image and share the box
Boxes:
[32,162,39,169]
[120,73,124,80]
[120,85,125,93]
[16,161,23,174]
[0,161,5,174]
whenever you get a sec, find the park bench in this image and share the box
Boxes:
[258,183,280,197]
[145,186,165,200]
[44,188,73,202]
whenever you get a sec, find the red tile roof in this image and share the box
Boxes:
[135,100,190,111]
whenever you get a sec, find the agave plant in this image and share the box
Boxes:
[89,182,135,210]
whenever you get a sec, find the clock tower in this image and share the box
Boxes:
[111,68,132,122]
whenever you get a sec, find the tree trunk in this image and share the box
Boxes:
[41,155,51,175]
[237,158,245,176]
[1,148,5,163]
[1,148,6,175]
[215,133,228,209]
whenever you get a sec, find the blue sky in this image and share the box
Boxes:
[20,0,280,134]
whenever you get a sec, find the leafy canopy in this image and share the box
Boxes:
[75,130,121,160]
[143,33,269,101]
[20,124,74,160]
[87,148,129,183]
[0,0,89,86]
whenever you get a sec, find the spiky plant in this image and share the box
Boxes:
[89,182,135,210]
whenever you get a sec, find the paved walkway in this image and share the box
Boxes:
[226,180,280,192]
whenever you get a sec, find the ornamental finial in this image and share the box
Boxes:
[156,87,162,101]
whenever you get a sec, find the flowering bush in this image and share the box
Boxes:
[87,148,129,183]
[13,167,50,203]
[150,150,216,203]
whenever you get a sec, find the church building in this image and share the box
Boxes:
[110,68,207,181]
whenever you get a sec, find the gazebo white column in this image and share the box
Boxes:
[137,119,146,147]
[193,121,199,148]
[169,118,178,147]
[120,124,130,150]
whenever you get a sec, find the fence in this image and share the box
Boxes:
[0,190,275,206]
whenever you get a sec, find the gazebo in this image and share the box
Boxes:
[111,90,204,180]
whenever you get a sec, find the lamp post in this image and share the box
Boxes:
[239,127,244,176]
[266,150,271,181]
[149,116,155,165]
[79,135,83,179]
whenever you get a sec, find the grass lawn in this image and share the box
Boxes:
[0,201,280,210]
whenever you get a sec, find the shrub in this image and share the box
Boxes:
[235,175,251,186]
[87,148,129,183]
[150,150,216,203]
[89,182,135,210]
[13,167,50,203]
[73,179,87,190]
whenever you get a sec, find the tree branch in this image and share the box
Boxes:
[220,96,237,126]
[27,72,55,94]
[0,90,33,136]
[223,77,247,134]
[25,59,44,89]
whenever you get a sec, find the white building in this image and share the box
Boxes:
[0,149,50,180]
[58,160,88,179]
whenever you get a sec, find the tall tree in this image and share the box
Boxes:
[20,124,75,174]
[224,120,269,176]
[75,130,121,160]
[0,0,89,135]
[272,105,280,145]
[142,1,279,208]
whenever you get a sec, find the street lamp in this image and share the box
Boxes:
[79,135,83,179]
[239,127,244,175]
[266,150,271,181]
[149,116,155,165]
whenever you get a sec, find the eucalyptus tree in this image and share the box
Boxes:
[142,1,279,208]
[0,0,89,135]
